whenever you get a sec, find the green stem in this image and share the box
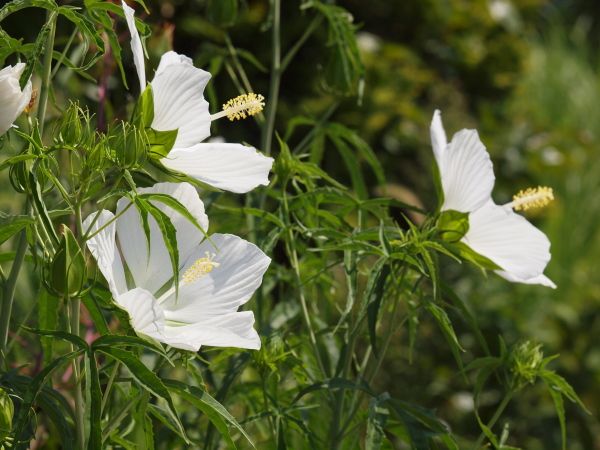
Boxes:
[282,189,327,377]
[0,224,29,367]
[37,10,57,135]
[280,15,323,73]
[260,0,281,156]
[473,391,514,450]
[51,27,78,79]
[101,361,120,415]
[68,297,85,449]
[329,252,358,449]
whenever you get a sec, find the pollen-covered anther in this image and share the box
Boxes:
[211,93,265,122]
[510,186,554,211]
[182,252,220,284]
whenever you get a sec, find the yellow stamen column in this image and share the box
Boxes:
[505,186,554,212]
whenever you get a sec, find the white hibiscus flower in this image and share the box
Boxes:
[0,63,32,136]
[121,1,273,193]
[431,110,556,288]
[83,182,270,350]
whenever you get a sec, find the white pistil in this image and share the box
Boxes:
[504,186,554,212]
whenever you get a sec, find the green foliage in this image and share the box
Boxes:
[0,1,595,450]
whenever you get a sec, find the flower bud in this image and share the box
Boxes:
[0,63,33,136]
[509,341,544,390]
[60,103,83,144]
[0,388,13,443]
[110,121,148,169]
[46,225,87,298]
[87,133,108,170]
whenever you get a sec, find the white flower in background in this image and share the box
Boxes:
[84,182,270,350]
[0,63,32,136]
[121,1,273,194]
[431,110,556,288]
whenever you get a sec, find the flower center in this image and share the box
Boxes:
[506,186,554,211]
[182,252,220,284]
[210,93,265,122]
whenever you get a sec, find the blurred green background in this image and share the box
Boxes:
[3,0,600,448]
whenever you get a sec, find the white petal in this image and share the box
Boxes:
[121,0,146,92]
[430,109,447,164]
[0,63,32,136]
[162,233,270,322]
[83,210,127,298]
[439,129,495,213]
[117,288,165,340]
[162,311,260,351]
[150,51,211,148]
[163,143,274,193]
[462,201,552,281]
[155,51,193,73]
[115,182,209,294]
[495,270,557,289]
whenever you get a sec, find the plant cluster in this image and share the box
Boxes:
[0,1,589,449]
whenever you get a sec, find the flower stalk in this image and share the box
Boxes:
[260,0,281,156]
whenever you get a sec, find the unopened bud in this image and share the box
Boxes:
[509,341,544,390]
[46,225,87,298]
[110,121,148,169]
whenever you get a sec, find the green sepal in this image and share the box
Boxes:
[450,241,502,271]
[432,160,444,212]
[132,84,154,128]
[147,128,179,159]
[437,210,469,242]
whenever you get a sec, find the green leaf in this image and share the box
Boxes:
[0,154,39,172]
[23,328,89,350]
[540,369,590,413]
[11,349,85,442]
[94,347,187,441]
[134,197,180,295]
[92,334,172,362]
[86,352,102,449]
[329,134,368,199]
[387,399,455,449]
[134,394,156,449]
[475,409,499,449]
[449,241,501,271]
[139,192,209,238]
[292,378,374,405]
[29,170,59,244]
[0,0,57,23]
[80,294,110,335]
[366,394,390,450]
[0,213,31,245]
[164,379,256,449]
[365,261,390,356]
[424,301,465,355]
